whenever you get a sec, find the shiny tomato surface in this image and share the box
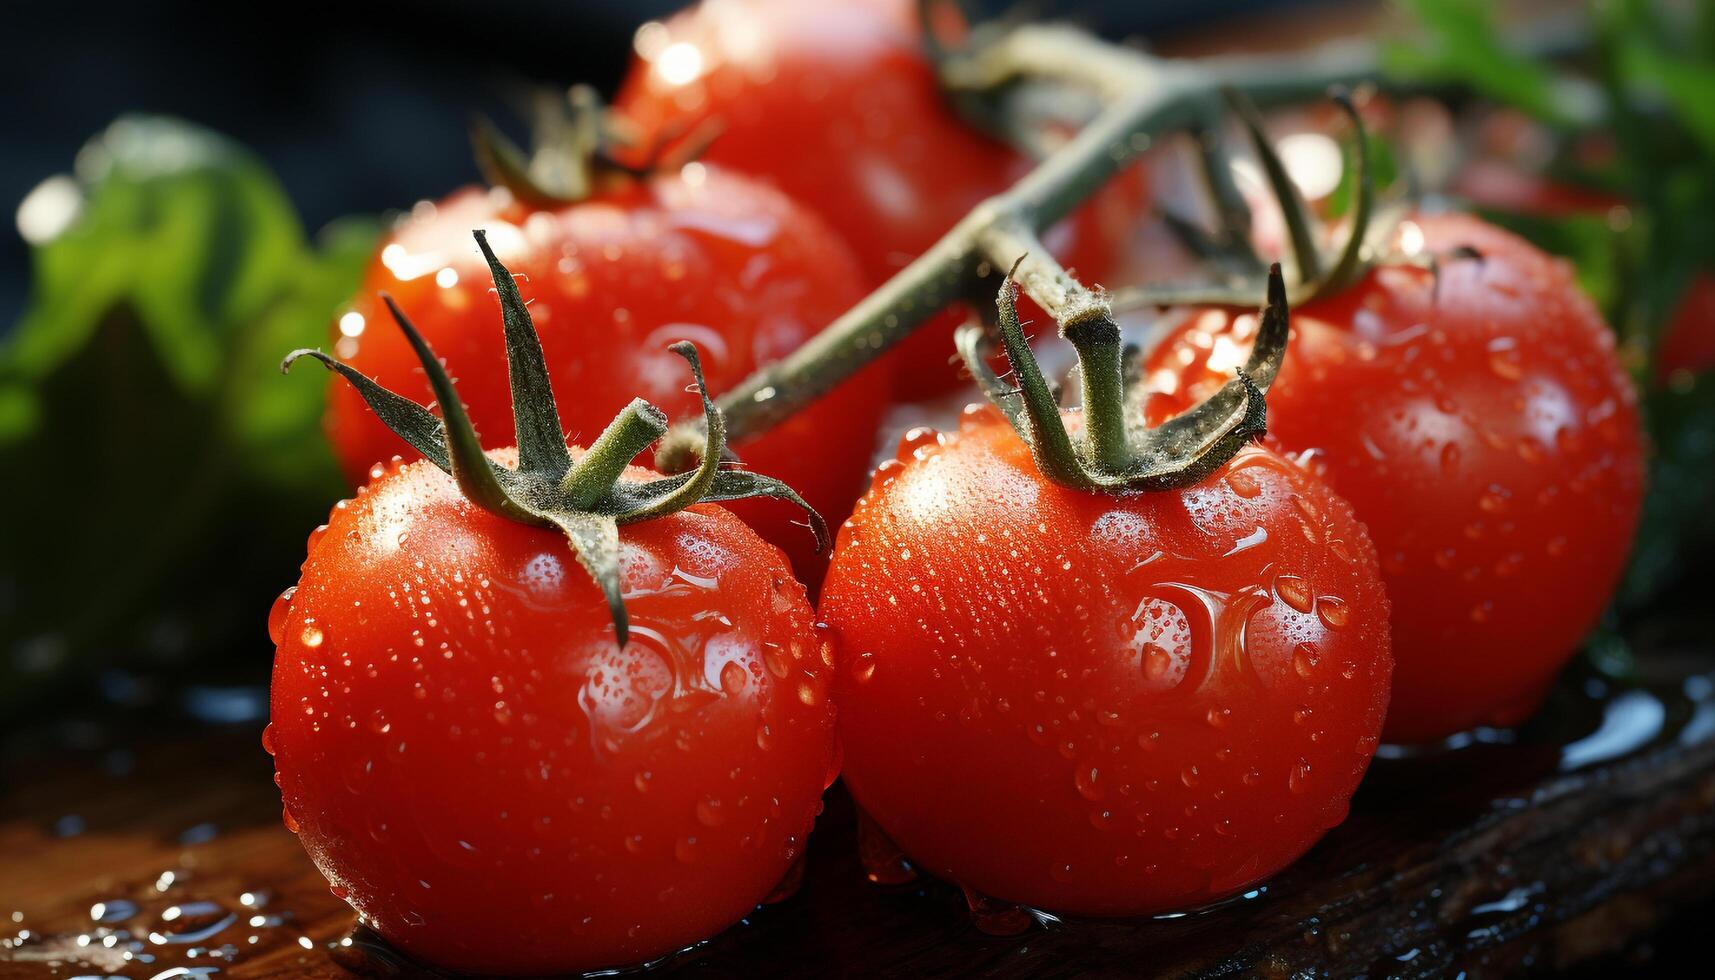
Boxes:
[267,452,837,974]
[1147,213,1645,742]
[325,167,882,585]
[821,413,1392,915]
[614,0,1145,397]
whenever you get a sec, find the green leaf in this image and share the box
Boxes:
[1383,0,1573,126]
[0,116,376,712]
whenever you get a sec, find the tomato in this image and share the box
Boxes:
[614,0,1146,398]
[1453,159,1627,218]
[1146,213,1645,743]
[266,449,837,974]
[326,166,882,586]
[1656,273,1715,383]
[820,411,1391,915]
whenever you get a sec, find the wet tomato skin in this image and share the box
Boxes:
[267,452,837,975]
[821,414,1392,915]
[614,0,1144,397]
[1147,213,1645,743]
[326,167,883,586]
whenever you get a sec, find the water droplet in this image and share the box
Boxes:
[695,797,726,828]
[762,644,790,679]
[1073,765,1104,801]
[1141,643,1175,683]
[1292,642,1320,679]
[675,836,701,864]
[1227,468,1263,498]
[1439,441,1462,476]
[260,723,277,756]
[1317,597,1350,629]
[851,651,878,683]
[963,885,1034,935]
[299,624,324,649]
[1205,707,1231,729]
[1275,575,1315,613]
[282,807,301,834]
[1288,759,1312,794]
[268,587,297,645]
[720,660,749,696]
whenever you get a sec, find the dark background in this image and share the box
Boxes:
[0,0,1296,330]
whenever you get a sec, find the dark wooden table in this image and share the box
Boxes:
[3,614,1712,979]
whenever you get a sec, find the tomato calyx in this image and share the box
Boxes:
[956,258,1289,493]
[283,229,827,644]
[469,85,715,209]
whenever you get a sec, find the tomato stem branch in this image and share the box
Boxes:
[671,14,1590,462]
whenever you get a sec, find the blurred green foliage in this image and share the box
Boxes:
[0,117,375,714]
[1390,0,1715,613]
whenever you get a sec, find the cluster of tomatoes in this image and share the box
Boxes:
[262,0,1645,973]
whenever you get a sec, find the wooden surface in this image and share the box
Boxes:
[3,626,1712,979]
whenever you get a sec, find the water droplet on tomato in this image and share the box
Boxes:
[675,837,701,864]
[851,651,877,683]
[695,797,726,828]
[282,807,301,834]
[300,625,324,649]
[1316,597,1350,629]
[1275,575,1314,613]
[1226,468,1262,498]
[1288,759,1312,794]
[1073,765,1104,801]
[963,885,1034,935]
[719,660,749,695]
[260,723,277,756]
[268,587,297,645]
[1292,642,1320,679]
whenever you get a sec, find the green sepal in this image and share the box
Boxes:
[473,229,572,476]
[1227,87,1324,287]
[296,231,827,644]
[961,263,1290,495]
[280,349,450,471]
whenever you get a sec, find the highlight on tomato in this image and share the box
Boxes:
[324,89,884,587]
[821,265,1393,918]
[614,0,1148,397]
[270,233,838,975]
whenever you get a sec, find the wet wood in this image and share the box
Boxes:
[2,638,1712,979]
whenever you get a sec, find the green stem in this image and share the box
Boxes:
[680,15,1591,455]
[561,398,669,508]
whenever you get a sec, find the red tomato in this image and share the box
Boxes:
[1656,273,1715,383]
[1146,213,1645,743]
[266,450,837,974]
[1453,159,1626,218]
[820,413,1392,915]
[326,167,883,586]
[614,0,1145,398]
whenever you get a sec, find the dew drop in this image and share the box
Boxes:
[1288,759,1312,794]
[1316,597,1350,629]
[1073,765,1105,801]
[1292,642,1320,679]
[282,807,301,834]
[268,587,297,645]
[260,723,277,756]
[696,797,726,828]
[300,625,324,649]
[720,660,749,696]
[1275,575,1315,614]
[851,651,878,683]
